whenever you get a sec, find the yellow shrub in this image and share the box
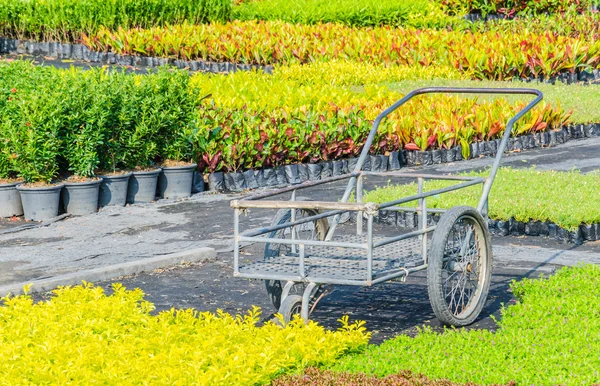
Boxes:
[0,283,369,385]
[191,61,463,113]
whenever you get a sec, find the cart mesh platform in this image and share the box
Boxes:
[239,235,429,282]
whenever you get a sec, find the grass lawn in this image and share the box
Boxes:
[363,168,600,231]
[329,264,600,385]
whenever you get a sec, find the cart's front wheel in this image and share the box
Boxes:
[278,295,303,324]
[427,206,492,327]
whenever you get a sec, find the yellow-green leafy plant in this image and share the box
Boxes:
[0,283,369,385]
[85,20,600,80]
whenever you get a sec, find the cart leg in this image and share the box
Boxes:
[301,283,319,322]
[357,174,364,236]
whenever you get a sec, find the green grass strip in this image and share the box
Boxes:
[233,0,456,28]
[363,168,600,231]
[331,264,600,385]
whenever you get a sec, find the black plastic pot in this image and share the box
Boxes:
[581,224,597,241]
[513,137,523,151]
[418,151,433,166]
[445,148,455,163]
[252,169,264,187]
[319,161,333,178]
[297,164,309,182]
[388,151,401,170]
[470,142,480,159]
[375,154,388,171]
[406,151,417,166]
[127,169,161,204]
[0,181,24,217]
[192,171,205,193]
[488,139,498,154]
[158,164,196,199]
[455,145,464,161]
[62,178,103,216]
[243,170,259,189]
[17,184,64,221]
[431,149,443,164]
[275,167,287,185]
[347,158,359,172]
[261,168,278,187]
[284,164,301,184]
[362,156,371,171]
[496,220,509,236]
[224,172,246,191]
[307,163,322,181]
[208,172,225,192]
[332,160,344,176]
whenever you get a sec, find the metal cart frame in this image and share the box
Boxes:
[231,87,543,326]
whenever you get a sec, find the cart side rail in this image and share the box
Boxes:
[355,87,543,215]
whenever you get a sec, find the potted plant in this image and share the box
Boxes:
[155,70,202,199]
[8,83,64,221]
[91,71,133,207]
[59,73,105,216]
[0,120,23,218]
[158,123,199,199]
[120,74,163,204]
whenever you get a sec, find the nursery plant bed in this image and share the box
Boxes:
[210,125,599,193]
[364,168,600,244]
[0,39,273,74]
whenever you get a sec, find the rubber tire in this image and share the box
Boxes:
[278,295,303,324]
[427,206,492,327]
[264,207,329,310]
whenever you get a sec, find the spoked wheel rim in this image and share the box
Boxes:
[441,214,487,320]
[289,302,302,317]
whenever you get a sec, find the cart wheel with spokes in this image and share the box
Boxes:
[264,206,329,310]
[427,206,492,327]
[278,295,303,324]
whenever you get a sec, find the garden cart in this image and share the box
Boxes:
[230,87,543,326]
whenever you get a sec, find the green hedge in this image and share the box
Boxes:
[0,0,231,41]
[233,0,456,28]
[331,264,600,385]
[0,61,200,183]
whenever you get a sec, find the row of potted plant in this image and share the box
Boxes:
[83,18,600,80]
[0,61,571,221]
[0,62,203,220]
[0,165,197,221]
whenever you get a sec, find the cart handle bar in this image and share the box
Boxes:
[354,87,543,214]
